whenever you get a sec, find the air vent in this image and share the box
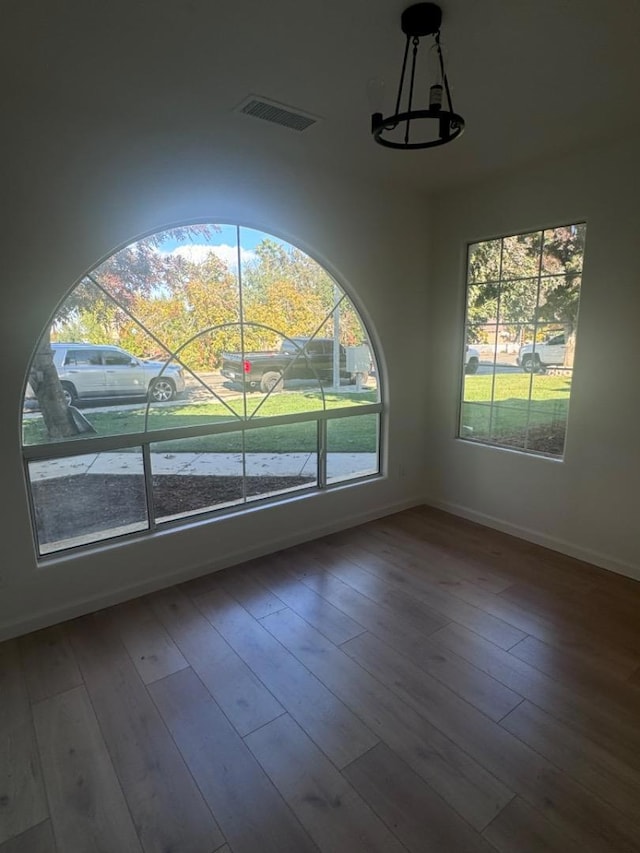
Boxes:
[235,96,319,132]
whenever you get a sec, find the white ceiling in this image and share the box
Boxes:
[5,0,640,192]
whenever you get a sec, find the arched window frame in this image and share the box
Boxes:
[22,223,384,557]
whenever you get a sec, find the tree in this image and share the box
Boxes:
[244,277,327,347]
[535,225,585,366]
[243,238,367,348]
[30,225,373,441]
[466,225,586,365]
[31,225,213,439]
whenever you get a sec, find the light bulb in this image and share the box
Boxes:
[427,42,443,111]
[429,82,443,111]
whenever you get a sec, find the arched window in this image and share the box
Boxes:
[22,224,382,556]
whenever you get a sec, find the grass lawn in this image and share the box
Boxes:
[461,373,571,451]
[23,390,379,453]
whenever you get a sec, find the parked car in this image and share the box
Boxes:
[465,345,480,374]
[517,333,566,372]
[221,337,356,392]
[48,343,186,404]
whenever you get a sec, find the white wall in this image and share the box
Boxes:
[425,137,640,579]
[0,131,430,639]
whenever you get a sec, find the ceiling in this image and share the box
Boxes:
[5,0,640,193]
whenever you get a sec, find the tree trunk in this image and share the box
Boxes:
[563,326,576,368]
[29,331,81,439]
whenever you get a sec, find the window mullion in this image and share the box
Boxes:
[318,419,327,488]
[142,443,156,532]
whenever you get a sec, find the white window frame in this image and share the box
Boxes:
[22,223,383,557]
[458,222,586,459]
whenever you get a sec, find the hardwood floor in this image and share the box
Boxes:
[2,506,640,852]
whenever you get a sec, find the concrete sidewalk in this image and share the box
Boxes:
[29,452,378,481]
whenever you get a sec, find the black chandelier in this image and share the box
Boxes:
[371,2,465,150]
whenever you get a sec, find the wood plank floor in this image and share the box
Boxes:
[2,506,640,852]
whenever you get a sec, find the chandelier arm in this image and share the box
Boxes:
[394,34,411,119]
[373,109,464,149]
[405,37,420,145]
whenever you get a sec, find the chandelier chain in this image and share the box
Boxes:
[405,38,420,144]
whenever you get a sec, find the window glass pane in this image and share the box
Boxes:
[22,340,188,448]
[150,433,244,523]
[489,373,532,449]
[463,335,481,377]
[501,231,542,279]
[466,286,498,325]
[315,296,380,402]
[461,224,585,458]
[240,228,378,416]
[240,226,333,333]
[542,223,586,275]
[467,325,499,368]
[326,415,379,483]
[491,371,532,405]
[244,422,318,501]
[145,326,247,429]
[525,371,572,455]
[245,384,323,419]
[241,328,326,419]
[28,450,148,555]
[498,279,539,326]
[468,240,501,283]
[461,331,492,441]
[23,398,175,448]
[53,277,179,370]
[460,401,491,443]
[92,224,240,336]
[489,405,529,450]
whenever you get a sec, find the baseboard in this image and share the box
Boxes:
[0,495,423,641]
[425,497,640,583]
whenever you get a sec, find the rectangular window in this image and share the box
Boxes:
[460,223,586,458]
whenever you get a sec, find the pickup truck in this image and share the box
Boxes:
[221,337,354,393]
[517,333,566,372]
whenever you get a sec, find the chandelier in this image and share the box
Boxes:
[371,3,465,150]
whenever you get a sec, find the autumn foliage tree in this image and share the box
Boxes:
[33,225,372,438]
[33,225,213,438]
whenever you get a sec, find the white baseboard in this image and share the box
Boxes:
[0,495,423,641]
[425,498,640,583]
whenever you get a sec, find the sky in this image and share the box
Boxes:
[157,224,292,271]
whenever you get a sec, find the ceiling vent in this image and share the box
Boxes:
[235,96,319,132]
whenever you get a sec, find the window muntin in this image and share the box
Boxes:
[460,223,586,458]
[22,224,382,556]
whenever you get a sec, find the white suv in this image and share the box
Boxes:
[465,345,480,374]
[517,333,566,372]
[51,343,186,404]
